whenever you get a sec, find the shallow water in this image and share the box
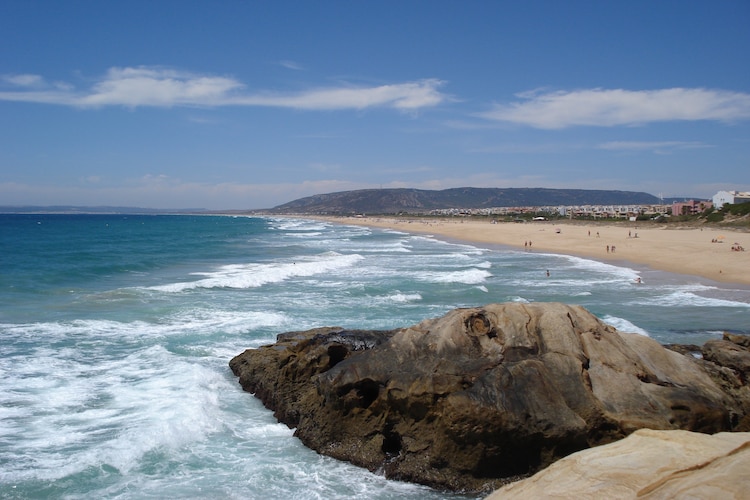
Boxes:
[1,214,748,499]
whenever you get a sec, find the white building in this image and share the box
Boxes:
[712,190,750,208]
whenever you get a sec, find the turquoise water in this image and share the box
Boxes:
[1,214,748,499]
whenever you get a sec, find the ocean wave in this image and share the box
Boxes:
[0,345,228,481]
[601,315,651,336]
[0,309,286,344]
[267,218,330,232]
[508,296,531,303]
[417,267,492,284]
[632,289,750,309]
[548,253,641,280]
[149,253,365,292]
[386,292,422,303]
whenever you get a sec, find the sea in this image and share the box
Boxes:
[1,213,748,499]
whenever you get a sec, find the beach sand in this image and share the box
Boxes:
[317,216,750,286]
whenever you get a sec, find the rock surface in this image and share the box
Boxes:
[229,302,749,493]
[487,428,750,499]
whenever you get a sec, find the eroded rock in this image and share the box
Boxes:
[487,429,750,499]
[229,303,748,493]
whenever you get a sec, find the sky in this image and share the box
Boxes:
[1,1,749,210]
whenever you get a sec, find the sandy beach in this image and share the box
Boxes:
[316,216,750,286]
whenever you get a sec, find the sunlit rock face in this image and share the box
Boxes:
[230,302,748,493]
[486,429,750,499]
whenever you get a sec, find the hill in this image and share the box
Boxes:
[270,188,661,214]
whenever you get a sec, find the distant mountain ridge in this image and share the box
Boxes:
[270,188,661,214]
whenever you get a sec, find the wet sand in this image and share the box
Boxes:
[316,216,750,286]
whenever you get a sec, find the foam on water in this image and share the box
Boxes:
[150,252,365,292]
[385,292,423,304]
[632,286,750,309]
[0,345,226,482]
[601,315,651,336]
[418,267,492,284]
[0,308,285,342]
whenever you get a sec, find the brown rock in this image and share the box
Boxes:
[230,303,747,493]
[487,429,750,499]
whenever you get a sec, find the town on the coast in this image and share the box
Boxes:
[429,189,750,219]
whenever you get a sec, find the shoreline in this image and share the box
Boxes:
[311,216,750,287]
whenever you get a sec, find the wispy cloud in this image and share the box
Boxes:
[2,73,44,87]
[478,88,750,128]
[278,60,304,71]
[0,66,447,111]
[598,140,713,154]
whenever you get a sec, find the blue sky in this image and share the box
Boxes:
[1,1,749,209]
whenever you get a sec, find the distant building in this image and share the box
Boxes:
[672,200,712,216]
[713,190,750,208]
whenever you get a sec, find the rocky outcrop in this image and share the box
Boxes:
[229,302,749,493]
[487,428,750,499]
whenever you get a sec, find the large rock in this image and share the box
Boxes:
[229,302,748,493]
[487,429,750,499]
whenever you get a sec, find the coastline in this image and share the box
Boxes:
[311,216,750,287]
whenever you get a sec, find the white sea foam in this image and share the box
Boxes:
[550,253,641,280]
[149,252,364,292]
[509,296,531,303]
[601,315,651,336]
[418,267,492,284]
[385,292,422,303]
[0,309,285,341]
[409,235,486,255]
[633,288,750,309]
[0,344,228,482]
[268,218,330,232]
[345,240,412,253]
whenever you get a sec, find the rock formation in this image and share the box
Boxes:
[487,428,750,499]
[229,302,749,493]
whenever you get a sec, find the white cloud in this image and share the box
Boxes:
[478,88,750,128]
[79,67,243,107]
[2,73,44,87]
[278,60,304,71]
[598,141,713,153]
[235,79,446,110]
[0,67,447,111]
